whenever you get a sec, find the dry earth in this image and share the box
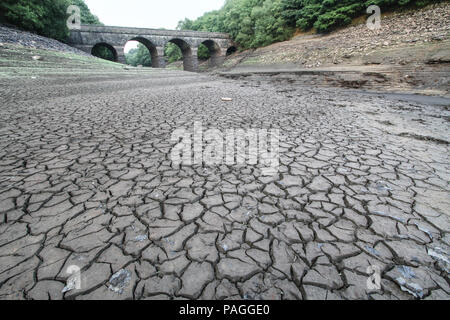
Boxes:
[0,42,449,300]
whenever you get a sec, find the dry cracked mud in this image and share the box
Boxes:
[0,69,449,300]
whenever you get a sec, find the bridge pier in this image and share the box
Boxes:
[115,46,127,64]
[184,48,198,72]
[153,47,166,69]
[209,48,227,68]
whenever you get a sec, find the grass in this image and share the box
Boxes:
[0,43,172,78]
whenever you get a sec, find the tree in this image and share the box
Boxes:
[71,0,101,25]
[198,44,211,60]
[177,0,292,49]
[0,0,102,41]
[250,0,293,48]
[0,0,71,41]
[164,43,182,64]
[125,43,152,66]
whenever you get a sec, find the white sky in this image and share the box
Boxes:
[84,0,225,30]
[84,0,225,53]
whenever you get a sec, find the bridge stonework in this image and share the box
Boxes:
[69,25,235,72]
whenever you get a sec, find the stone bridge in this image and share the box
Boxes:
[68,25,235,71]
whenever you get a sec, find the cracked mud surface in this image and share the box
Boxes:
[0,70,449,300]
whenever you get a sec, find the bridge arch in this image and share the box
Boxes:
[166,38,196,72]
[126,37,164,68]
[226,46,237,56]
[91,43,118,62]
[199,40,223,67]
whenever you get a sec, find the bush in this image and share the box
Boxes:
[314,12,352,33]
[313,3,364,32]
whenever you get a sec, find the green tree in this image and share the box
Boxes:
[125,43,152,66]
[198,44,211,60]
[281,0,444,33]
[165,43,182,64]
[177,18,196,30]
[0,0,102,41]
[71,0,101,25]
[251,0,294,47]
[0,0,71,41]
[178,0,293,49]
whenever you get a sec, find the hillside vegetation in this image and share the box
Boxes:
[178,0,447,49]
[0,0,101,41]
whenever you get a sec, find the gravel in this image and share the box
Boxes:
[0,24,90,56]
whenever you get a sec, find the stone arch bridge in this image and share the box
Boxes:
[69,25,235,72]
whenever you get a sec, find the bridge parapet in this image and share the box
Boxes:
[75,25,231,39]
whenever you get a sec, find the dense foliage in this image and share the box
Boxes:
[178,0,293,49]
[0,0,101,41]
[281,0,441,33]
[178,0,445,49]
[0,0,70,41]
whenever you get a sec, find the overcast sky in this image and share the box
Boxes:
[84,0,225,30]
